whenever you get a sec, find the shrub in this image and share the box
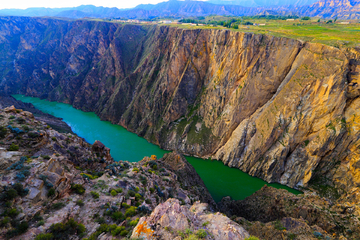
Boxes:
[0,217,10,227]
[125,206,137,217]
[115,188,123,193]
[129,218,139,227]
[16,117,25,124]
[135,193,142,201]
[71,184,85,195]
[148,161,158,170]
[8,143,19,151]
[0,126,7,138]
[6,221,28,238]
[133,167,139,172]
[37,220,45,226]
[76,200,84,207]
[42,155,51,160]
[127,190,135,197]
[149,187,155,193]
[4,208,19,218]
[51,202,65,210]
[120,229,129,236]
[90,191,99,199]
[35,233,54,240]
[110,190,117,196]
[196,229,207,238]
[245,237,260,240]
[111,226,125,236]
[0,184,28,202]
[111,211,124,221]
[121,202,130,208]
[47,188,56,197]
[7,157,26,170]
[7,125,24,134]
[49,218,86,240]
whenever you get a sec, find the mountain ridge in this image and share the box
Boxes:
[0,0,359,19]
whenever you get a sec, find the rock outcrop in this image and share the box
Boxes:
[0,105,224,239]
[2,17,360,206]
[0,94,73,133]
[131,198,250,240]
[219,185,360,239]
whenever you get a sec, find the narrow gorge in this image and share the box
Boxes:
[1,16,360,200]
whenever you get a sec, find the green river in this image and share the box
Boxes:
[13,95,301,202]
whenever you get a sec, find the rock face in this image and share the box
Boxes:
[219,185,360,239]
[131,198,250,240]
[141,152,216,209]
[2,16,360,198]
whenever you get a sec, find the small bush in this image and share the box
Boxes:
[149,187,155,193]
[125,206,137,217]
[48,218,86,240]
[0,217,10,227]
[4,208,19,218]
[129,218,139,227]
[0,126,7,138]
[37,220,45,226]
[0,184,29,202]
[35,233,54,240]
[6,221,28,238]
[71,184,85,195]
[47,188,55,197]
[121,202,130,208]
[196,229,207,238]
[51,202,65,210]
[111,211,124,221]
[111,226,125,236]
[115,188,123,193]
[135,193,142,201]
[8,143,19,151]
[120,229,129,236]
[110,190,117,196]
[76,200,84,207]
[127,190,135,197]
[245,237,260,240]
[90,191,99,199]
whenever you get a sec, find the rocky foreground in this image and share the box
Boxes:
[0,105,359,240]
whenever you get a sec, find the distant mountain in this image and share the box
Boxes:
[0,1,276,19]
[0,0,358,19]
[296,0,360,19]
[208,0,318,7]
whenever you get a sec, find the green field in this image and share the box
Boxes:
[65,15,360,47]
[167,17,360,47]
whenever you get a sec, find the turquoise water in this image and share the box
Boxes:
[13,95,301,202]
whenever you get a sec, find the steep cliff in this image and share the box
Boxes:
[1,16,360,198]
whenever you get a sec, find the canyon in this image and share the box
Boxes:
[1,16,360,202]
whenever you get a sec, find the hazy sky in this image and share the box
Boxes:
[0,0,169,10]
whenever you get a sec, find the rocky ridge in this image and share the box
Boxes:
[1,17,360,221]
[0,105,249,240]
